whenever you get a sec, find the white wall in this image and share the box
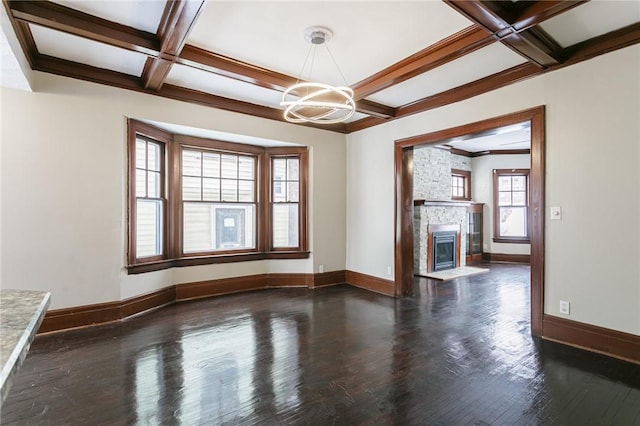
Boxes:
[347,45,640,335]
[471,154,531,255]
[1,72,346,309]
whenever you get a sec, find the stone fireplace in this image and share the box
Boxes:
[413,145,471,276]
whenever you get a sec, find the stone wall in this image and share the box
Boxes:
[413,146,470,200]
[413,146,471,275]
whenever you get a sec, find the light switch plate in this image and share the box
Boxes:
[550,206,562,220]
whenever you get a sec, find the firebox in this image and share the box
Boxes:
[432,231,457,271]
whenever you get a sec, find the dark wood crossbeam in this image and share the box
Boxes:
[4,0,638,134]
[142,0,205,90]
[351,26,494,99]
[31,53,348,133]
[444,0,565,67]
[347,20,640,132]
[8,0,159,55]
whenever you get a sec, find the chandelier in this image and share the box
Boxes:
[281,26,356,124]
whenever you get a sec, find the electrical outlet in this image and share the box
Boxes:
[386,266,392,276]
[318,264,324,273]
[559,300,570,315]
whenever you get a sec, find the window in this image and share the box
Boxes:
[271,157,300,248]
[493,169,530,243]
[127,120,308,273]
[451,169,471,200]
[181,149,256,254]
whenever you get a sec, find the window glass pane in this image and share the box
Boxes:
[499,207,527,237]
[238,180,254,202]
[221,179,238,202]
[498,176,512,191]
[203,178,220,201]
[182,176,201,201]
[221,154,238,179]
[287,158,299,181]
[147,143,160,172]
[512,191,527,206]
[273,159,286,181]
[273,180,285,202]
[184,203,256,252]
[136,169,146,197]
[238,156,254,180]
[148,171,161,198]
[215,205,255,251]
[273,204,299,248]
[183,203,213,253]
[202,153,220,178]
[287,182,299,202]
[182,150,202,176]
[498,192,512,206]
[136,199,162,257]
[136,140,146,169]
[512,176,526,191]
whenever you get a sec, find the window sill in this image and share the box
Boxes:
[493,237,530,244]
[127,251,310,274]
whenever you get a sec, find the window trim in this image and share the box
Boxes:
[492,168,530,244]
[451,168,471,201]
[127,121,173,266]
[126,119,309,273]
[267,148,309,252]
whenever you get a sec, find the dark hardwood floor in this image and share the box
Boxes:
[2,264,640,425]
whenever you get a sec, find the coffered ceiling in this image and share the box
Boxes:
[2,1,639,134]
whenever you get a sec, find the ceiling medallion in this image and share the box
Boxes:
[281,26,356,124]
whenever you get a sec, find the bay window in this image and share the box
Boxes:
[127,120,308,273]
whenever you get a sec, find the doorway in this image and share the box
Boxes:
[394,106,545,336]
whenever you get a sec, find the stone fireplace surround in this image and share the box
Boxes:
[413,146,471,276]
[414,200,468,276]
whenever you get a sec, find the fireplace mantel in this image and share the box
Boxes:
[414,199,472,207]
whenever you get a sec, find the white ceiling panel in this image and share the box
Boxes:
[187,1,473,86]
[166,64,284,108]
[540,0,640,48]
[442,122,531,152]
[50,0,165,34]
[366,43,527,107]
[30,24,148,77]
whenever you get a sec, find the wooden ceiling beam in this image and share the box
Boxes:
[142,0,205,91]
[347,20,640,133]
[177,45,396,118]
[351,25,494,100]
[8,0,159,55]
[31,53,347,133]
[444,0,564,67]
[508,1,588,32]
[6,0,394,119]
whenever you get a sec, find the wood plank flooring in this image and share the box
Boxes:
[2,264,640,425]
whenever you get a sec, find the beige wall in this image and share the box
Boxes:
[471,154,531,256]
[1,72,346,309]
[2,44,638,337]
[346,45,640,335]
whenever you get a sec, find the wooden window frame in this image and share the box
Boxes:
[492,168,530,244]
[267,148,309,252]
[451,169,471,201]
[126,119,309,274]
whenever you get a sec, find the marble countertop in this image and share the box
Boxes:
[0,289,51,405]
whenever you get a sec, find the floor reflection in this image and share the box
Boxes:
[4,264,640,424]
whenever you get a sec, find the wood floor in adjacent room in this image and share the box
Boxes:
[3,264,640,425]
